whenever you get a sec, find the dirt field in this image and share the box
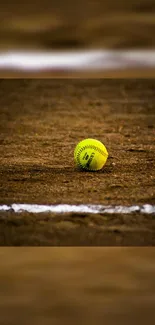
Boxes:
[0,79,155,245]
[1,4,155,323]
[0,247,155,325]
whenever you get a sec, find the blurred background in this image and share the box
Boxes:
[0,2,155,323]
[0,248,155,325]
[0,0,155,76]
[0,0,155,50]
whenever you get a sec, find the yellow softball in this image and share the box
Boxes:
[74,138,108,171]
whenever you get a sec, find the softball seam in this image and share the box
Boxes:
[76,145,108,170]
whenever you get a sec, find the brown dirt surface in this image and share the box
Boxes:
[2,68,155,79]
[0,79,155,245]
[0,247,155,325]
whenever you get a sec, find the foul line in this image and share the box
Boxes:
[0,204,155,214]
[0,49,155,71]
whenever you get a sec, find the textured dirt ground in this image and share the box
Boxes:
[0,247,155,325]
[0,79,155,245]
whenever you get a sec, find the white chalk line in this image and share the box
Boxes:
[0,204,155,214]
[0,49,155,71]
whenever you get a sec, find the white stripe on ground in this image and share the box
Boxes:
[0,204,155,214]
[0,50,155,71]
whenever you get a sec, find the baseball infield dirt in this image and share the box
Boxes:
[0,79,155,245]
